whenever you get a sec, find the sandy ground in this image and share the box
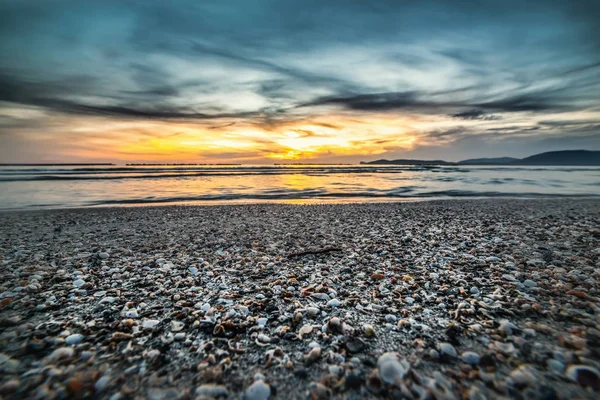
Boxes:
[1,199,599,399]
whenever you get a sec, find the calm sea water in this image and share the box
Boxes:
[0,165,599,210]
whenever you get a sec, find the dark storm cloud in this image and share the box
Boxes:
[301,89,575,114]
[451,110,501,120]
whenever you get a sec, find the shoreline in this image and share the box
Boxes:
[1,199,599,399]
[1,195,599,214]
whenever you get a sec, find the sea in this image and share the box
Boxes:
[0,164,599,210]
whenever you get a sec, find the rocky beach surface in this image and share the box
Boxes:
[1,199,599,399]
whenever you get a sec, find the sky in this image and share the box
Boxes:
[0,0,599,164]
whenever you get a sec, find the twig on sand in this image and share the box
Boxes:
[287,247,343,258]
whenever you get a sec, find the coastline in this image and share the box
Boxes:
[1,199,599,398]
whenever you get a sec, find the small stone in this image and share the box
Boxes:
[142,319,160,329]
[371,273,385,280]
[327,298,341,307]
[486,256,502,262]
[461,351,480,365]
[305,347,322,366]
[95,376,110,392]
[311,293,330,301]
[469,286,479,295]
[243,380,271,400]
[45,347,75,364]
[257,334,271,344]
[437,343,457,360]
[523,279,537,288]
[257,317,268,327]
[0,354,20,373]
[125,309,139,318]
[99,296,116,304]
[65,334,84,345]
[73,279,85,287]
[307,307,320,317]
[377,352,406,384]
[0,379,20,394]
[510,365,537,387]
[565,365,600,391]
[428,349,440,360]
[346,337,366,354]
[170,321,184,332]
[345,373,364,389]
[363,324,375,337]
[308,382,332,400]
[98,252,109,259]
[547,359,565,374]
[299,325,313,338]
[327,317,343,333]
[498,319,518,336]
[536,384,558,400]
[195,384,229,398]
[111,332,133,341]
[385,314,397,323]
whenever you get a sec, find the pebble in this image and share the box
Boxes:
[170,321,184,332]
[384,314,397,323]
[98,252,109,259]
[308,382,332,400]
[99,296,116,304]
[65,334,84,345]
[257,317,268,327]
[547,359,565,374]
[469,286,479,294]
[510,365,537,387]
[461,351,480,365]
[243,380,271,400]
[306,307,320,317]
[195,384,229,398]
[346,337,366,354]
[327,298,341,307]
[363,324,375,337]
[565,365,600,391]
[95,376,110,392]
[142,319,160,329]
[523,279,537,288]
[305,347,322,366]
[377,352,406,384]
[498,319,518,336]
[45,347,75,364]
[437,343,458,360]
[0,379,20,394]
[73,279,85,287]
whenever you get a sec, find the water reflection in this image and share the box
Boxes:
[0,165,598,209]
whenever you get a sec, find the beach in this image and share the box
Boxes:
[1,199,599,399]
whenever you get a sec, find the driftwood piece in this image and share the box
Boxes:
[287,247,343,258]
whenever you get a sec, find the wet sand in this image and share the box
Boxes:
[1,199,599,399]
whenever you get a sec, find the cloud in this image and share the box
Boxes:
[450,109,501,120]
[1,0,600,162]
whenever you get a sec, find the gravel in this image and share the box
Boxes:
[0,199,599,399]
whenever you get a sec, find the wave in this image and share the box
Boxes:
[80,189,600,206]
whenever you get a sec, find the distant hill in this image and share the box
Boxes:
[517,150,600,166]
[361,150,600,166]
[458,157,519,165]
[360,159,454,165]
